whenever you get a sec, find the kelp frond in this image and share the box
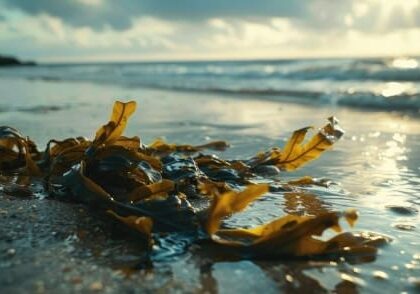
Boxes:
[205,187,381,258]
[0,100,388,261]
[206,184,269,234]
[93,100,137,146]
[249,117,344,171]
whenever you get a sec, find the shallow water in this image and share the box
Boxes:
[0,78,419,293]
[1,57,420,112]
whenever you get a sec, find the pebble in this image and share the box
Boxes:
[70,276,82,284]
[62,266,71,273]
[372,271,388,280]
[340,273,366,286]
[7,248,16,256]
[89,281,103,291]
[408,277,420,287]
[285,274,294,283]
[34,280,45,294]
[386,205,418,216]
[393,223,416,231]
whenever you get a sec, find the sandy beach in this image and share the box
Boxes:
[0,76,419,293]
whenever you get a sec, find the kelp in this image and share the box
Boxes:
[204,186,377,258]
[148,138,229,156]
[0,126,41,175]
[93,100,137,147]
[0,100,388,261]
[248,117,344,171]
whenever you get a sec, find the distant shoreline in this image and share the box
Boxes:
[0,55,36,67]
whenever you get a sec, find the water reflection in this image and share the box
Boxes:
[283,191,331,216]
[177,251,376,293]
[380,82,411,97]
[2,81,420,292]
[390,58,419,69]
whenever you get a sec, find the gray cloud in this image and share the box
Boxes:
[1,0,131,30]
[1,0,419,34]
[0,0,315,30]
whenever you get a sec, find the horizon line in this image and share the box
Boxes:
[29,53,420,65]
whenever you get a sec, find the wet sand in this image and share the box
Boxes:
[1,78,419,293]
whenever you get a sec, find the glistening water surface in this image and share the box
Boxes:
[1,56,420,112]
[0,78,419,293]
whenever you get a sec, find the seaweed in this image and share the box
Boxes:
[0,100,389,261]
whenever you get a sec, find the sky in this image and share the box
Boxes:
[0,0,419,62]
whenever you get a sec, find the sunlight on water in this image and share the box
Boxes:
[1,57,419,112]
[1,71,420,293]
[380,82,411,97]
[391,58,419,69]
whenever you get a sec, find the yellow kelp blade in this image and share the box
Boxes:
[198,178,233,196]
[94,101,137,146]
[0,138,41,176]
[148,138,176,153]
[112,136,141,149]
[0,127,41,176]
[249,213,342,256]
[205,186,381,258]
[107,210,153,238]
[127,179,175,202]
[0,138,25,169]
[0,147,19,164]
[23,141,42,176]
[212,211,380,258]
[148,138,229,155]
[47,137,89,158]
[251,117,344,171]
[49,142,91,175]
[214,213,337,254]
[206,184,269,234]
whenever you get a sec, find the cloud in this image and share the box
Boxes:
[1,0,130,30]
[1,0,308,30]
[0,0,419,61]
[2,0,419,33]
[1,11,419,62]
[345,0,420,32]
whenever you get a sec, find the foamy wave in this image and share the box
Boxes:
[0,57,419,112]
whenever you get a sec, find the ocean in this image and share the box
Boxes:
[0,56,419,112]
